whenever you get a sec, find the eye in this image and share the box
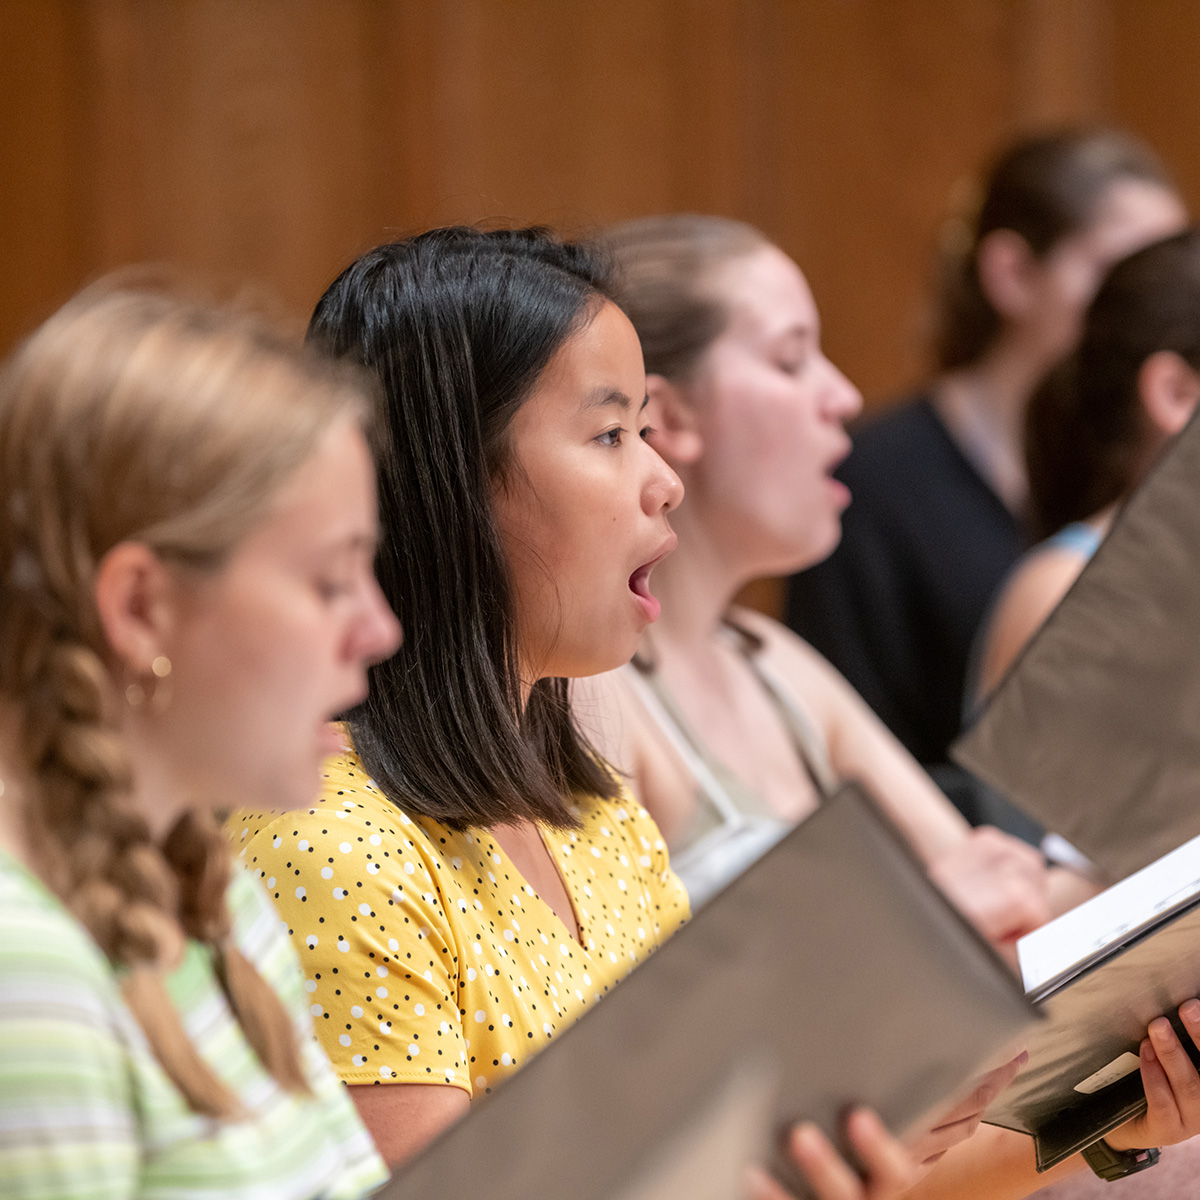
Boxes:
[639,424,657,441]
[594,426,625,448]
[777,357,807,377]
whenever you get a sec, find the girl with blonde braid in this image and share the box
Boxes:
[0,283,400,1198]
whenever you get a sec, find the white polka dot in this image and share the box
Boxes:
[369,834,382,845]
[414,1003,425,1016]
[295,886,306,900]
[266,876,276,889]
[272,835,282,848]
[503,929,515,942]
[305,979,317,993]
[543,1022,553,1034]
[441,1021,452,1033]
[351,1005,364,1018]
[388,938,399,952]
[321,866,333,880]
[358,903,371,915]
[474,1010,487,1023]
[475,1075,487,1088]
[590,847,601,858]
[451,857,463,870]
[352,1054,366,1067]
[404,862,415,875]
[380,1064,393,1078]
[467,967,477,981]
[298,839,310,851]
[423,969,433,982]
[618,879,628,892]
[380,1020,392,1034]
[638,926,646,940]
[367,862,380,874]
[501,1014,512,1027]
[501,1052,512,1065]
[339,1034,351,1046]
[491,853,502,864]
[306,935,319,949]
[639,855,651,868]
[310,1003,323,1016]
[333,887,347,899]
[337,938,350,953]
[377,986,388,999]
[558,944,570,956]
[377,965,388,977]
[339,841,352,853]
[407,1042,420,1056]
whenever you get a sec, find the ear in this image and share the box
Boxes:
[975,229,1039,321]
[645,373,703,466]
[1137,350,1200,437]
[94,542,179,676]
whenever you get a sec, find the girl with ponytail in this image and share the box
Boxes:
[0,282,400,1198]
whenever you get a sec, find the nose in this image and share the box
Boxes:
[356,577,403,666]
[641,440,684,517]
[824,358,862,422]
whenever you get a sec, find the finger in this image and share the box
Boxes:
[786,1122,863,1200]
[929,1051,1026,1127]
[1148,1016,1200,1120]
[845,1109,918,1196]
[1139,1036,1180,1136]
[746,1165,795,1200]
[907,1111,981,1163]
[1180,998,1200,1052]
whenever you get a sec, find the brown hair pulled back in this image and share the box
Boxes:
[1025,227,1200,538]
[934,128,1175,371]
[602,214,769,381]
[0,282,370,1116]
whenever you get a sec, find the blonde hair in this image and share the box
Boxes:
[0,282,372,1117]
[601,214,768,380]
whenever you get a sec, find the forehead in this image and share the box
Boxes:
[1078,179,1187,261]
[709,245,818,341]
[520,299,646,412]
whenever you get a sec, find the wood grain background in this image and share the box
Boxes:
[3,1,1195,611]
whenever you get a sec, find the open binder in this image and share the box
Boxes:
[955,406,1200,885]
[983,833,1200,1171]
[380,782,1036,1200]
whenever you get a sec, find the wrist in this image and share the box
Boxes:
[1103,1127,1149,1153]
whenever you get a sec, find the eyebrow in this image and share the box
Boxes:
[581,387,649,413]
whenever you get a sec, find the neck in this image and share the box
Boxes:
[121,719,199,843]
[935,334,1048,511]
[0,705,30,863]
[644,497,754,655]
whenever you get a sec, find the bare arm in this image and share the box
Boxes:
[347,1082,469,1168]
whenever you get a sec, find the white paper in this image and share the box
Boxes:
[1018,833,1200,995]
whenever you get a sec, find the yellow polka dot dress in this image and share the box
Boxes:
[230,752,689,1097]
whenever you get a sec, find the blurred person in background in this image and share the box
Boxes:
[784,128,1185,821]
[976,227,1200,699]
[0,284,400,1197]
[574,213,1079,922]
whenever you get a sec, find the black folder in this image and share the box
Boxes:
[983,835,1200,1171]
[955,406,1200,884]
[379,783,1037,1200]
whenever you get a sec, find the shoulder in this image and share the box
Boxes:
[732,606,852,699]
[976,542,1089,698]
[0,855,122,1009]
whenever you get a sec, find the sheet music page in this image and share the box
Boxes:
[1019,833,1200,995]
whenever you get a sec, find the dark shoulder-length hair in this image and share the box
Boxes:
[1026,227,1200,539]
[308,227,620,830]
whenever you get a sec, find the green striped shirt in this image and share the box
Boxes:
[0,850,388,1199]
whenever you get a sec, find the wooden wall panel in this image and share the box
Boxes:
[2,0,1188,404]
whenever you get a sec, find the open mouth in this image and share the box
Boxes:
[628,535,676,622]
